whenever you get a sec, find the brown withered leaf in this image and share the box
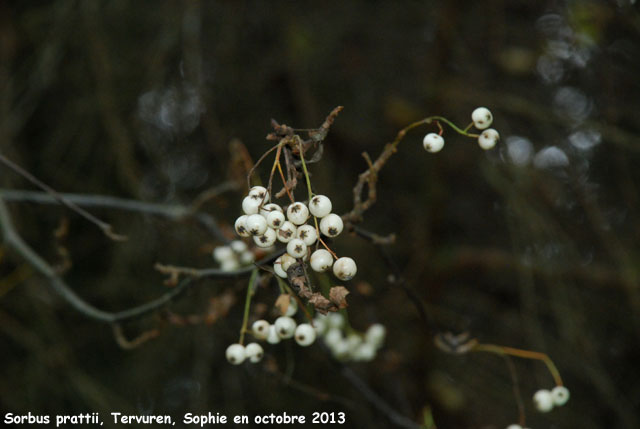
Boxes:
[274,294,291,316]
[329,286,349,309]
[308,293,334,315]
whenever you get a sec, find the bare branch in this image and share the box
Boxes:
[0,153,127,241]
[0,188,228,242]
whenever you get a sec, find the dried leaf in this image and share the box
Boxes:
[274,294,291,316]
[329,286,350,309]
[308,293,334,315]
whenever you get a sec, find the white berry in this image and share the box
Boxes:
[266,211,285,229]
[245,214,267,236]
[506,425,523,429]
[309,195,332,218]
[296,224,318,246]
[287,238,307,259]
[324,328,343,348]
[259,202,282,217]
[533,389,554,413]
[319,213,343,237]
[284,297,298,316]
[212,246,234,262]
[249,186,269,202]
[365,323,386,348]
[274,316,297,339]
[423,133,445,153]
[234,215,250,237]
[313,316,328,336]
[242,196,261,215]
[244,342,264,363]
[294,323,317,346]
[310,249,334,272]
[220,259,240,272]
[471,107,493,130]
[333,257,357,281]
[353,343,376,361]
[239,251,255,265]
[253,227,276,248]
[252,320,270,340]
[551,386,570,406]
[225,343,246,365]
[230,240,248,253]
[273,256,287,278]
[327,312,345,329]
[478,128,500,150]
[286,202,309,225]
[276,221,297,243]
[266,325,281,344]
[280,253,297,271]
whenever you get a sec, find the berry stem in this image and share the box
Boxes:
[296,136,314,201]
[471,343,564,386]
[239,268,259,345]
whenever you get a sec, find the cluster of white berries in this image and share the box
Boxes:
[250,301,318,348]
[225,297,319,365]
[212,240,255,271]
[533,386,570,413]
[314,313,385,362]
[234,186,357,281]
[423,107,500,153]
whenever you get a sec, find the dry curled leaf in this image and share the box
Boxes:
[308,293,334,315]
[274,294,292,315]
[329,286,349,309]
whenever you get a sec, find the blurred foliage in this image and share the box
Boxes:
[1,1,640,428]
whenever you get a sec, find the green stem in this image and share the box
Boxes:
[297,137,314,201]
[239,268,259,345]
[472,343,564,386]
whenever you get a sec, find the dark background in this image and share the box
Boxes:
[1,1,640,428]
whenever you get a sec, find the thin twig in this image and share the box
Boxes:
[0,198,248,323]
[0,189,228,242]
[339,365,423,429]
[0,154,127,241]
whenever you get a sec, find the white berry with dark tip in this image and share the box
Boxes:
[253,227,276,248]
[252,320,270,339]
[276,221,297,243]
[259,203,282,217]
[551,386,570,406]
[423,133,445,153]
[244,342,264,363]
[296,224,318,246]
[310,249,333,272]
[286,202,309,225]
[333,257,357,281]
[235,215,250,237]
[274,316,297,339]
[249,186,269,202]
[309,195,332,218]
[295,323,317,346]
[266,211,285,229]
[472,107,493,130]
[225,343,246,365]
[245,214,267,236]
[287,238,307,258]
[478,128,500,150]
[320,213,343,237]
